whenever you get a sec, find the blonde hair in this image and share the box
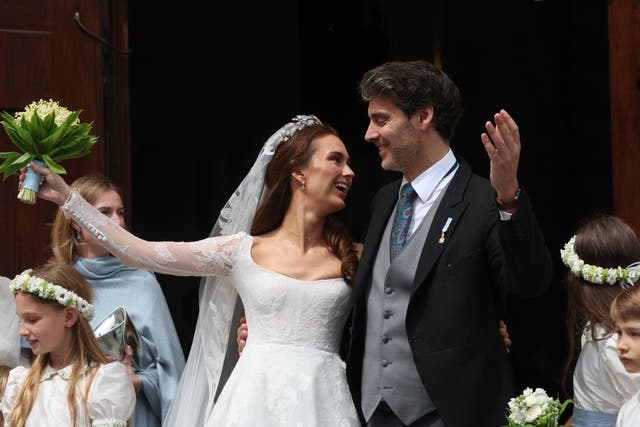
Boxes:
[9,263,109,427]
[0,364,10,394]
[611,283,640,323]
[50,174,123,264]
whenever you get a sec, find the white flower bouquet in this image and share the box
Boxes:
[503,387,572,427]
[0,99,97,204]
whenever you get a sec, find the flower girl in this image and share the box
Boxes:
[561,214,640,426]
[1,263,136,427]
[611,281,640,426]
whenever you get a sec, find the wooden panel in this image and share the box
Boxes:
[0,0,130,278]
[105,0,132,219]
[609,0,640,233]
[0,31,54,107]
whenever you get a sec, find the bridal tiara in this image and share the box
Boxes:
[261,115,322,156]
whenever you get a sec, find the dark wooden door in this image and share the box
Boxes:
[0,0,131,277]
[609,0,640,233]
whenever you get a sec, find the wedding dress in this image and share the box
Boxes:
[61,191,360,426]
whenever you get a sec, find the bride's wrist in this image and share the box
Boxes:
[60,190,73,206]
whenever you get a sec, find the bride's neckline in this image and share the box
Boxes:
[247,235,343,283]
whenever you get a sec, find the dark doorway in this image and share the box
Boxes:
[128,0,611,400]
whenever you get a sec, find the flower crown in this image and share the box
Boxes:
[10,269,95,320]
[560,236,640,287]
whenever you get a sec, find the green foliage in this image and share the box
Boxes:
[0,104,97,180]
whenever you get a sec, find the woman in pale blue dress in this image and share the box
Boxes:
[48,174,186,427]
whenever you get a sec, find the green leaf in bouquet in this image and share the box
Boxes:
[0,152,33,180]
[26,108,48,150]
[42,110,58,135]
[40,110,82,149]
[0,111,18,129]
[1,117,33,155]
[0,111,14,122]
[42,154,67,174]
[14,120,38,155]
[62,121,94,142]
[0,151,19,159]
[49,138,95,160]
[1,100,97,181]
[0,151,23,172]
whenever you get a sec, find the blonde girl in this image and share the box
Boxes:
[1,263,135,427]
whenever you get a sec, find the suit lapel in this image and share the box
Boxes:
[411,160,471,294]
[354,159,473,298]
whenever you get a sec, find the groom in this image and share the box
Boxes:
[237,60,553,426]
[345,60,553,426]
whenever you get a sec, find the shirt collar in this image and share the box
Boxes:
[41,362,92,382]
[401,149,457,202]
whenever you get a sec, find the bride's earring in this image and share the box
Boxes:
[301,180,306,192]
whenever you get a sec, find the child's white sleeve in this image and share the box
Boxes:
[88,362,136,427]
[1,366,28,425]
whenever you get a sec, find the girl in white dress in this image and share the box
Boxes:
[611,282,640,426]
[560,214,640,426]
[22,116,361,426]
[0,275,21,427]
[1,263,136,427]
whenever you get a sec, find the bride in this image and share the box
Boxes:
[23,115,360,426]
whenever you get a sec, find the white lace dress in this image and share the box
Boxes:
[62,192,360,426]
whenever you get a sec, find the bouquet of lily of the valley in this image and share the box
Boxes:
[0,99,97,204]
[503,387,572,427]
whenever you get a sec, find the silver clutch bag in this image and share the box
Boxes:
[93,306,141,371]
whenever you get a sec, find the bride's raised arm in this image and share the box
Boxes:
[21,162,243,277]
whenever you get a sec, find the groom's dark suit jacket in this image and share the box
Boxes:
[346,159,553,427]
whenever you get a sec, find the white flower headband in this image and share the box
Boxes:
[560,236,640,288]
[10,269,95,320]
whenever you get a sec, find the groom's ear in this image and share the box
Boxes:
[416,106,434,130]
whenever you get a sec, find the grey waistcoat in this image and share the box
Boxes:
[361,185,448,425]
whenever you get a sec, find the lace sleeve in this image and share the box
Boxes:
[62,191,244,277]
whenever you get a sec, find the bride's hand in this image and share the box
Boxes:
[18,162,73,206]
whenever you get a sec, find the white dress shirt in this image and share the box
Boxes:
[400,149,458,238]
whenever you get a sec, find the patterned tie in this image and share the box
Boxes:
[390,183,417,260]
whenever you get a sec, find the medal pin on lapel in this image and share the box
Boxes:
[439,217,453,244]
